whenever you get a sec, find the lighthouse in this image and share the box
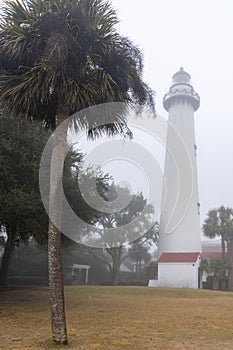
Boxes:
[157,68,201,288]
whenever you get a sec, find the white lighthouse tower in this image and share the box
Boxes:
[157,68,201,288]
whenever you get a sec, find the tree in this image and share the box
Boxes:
[89,186,158,285]
[200,257,229,290]
[8,239,48,283]
[203,206,233,291]
[145,261,158,280]
[63,164,111,228]
[0,0,154,343]
[128,242,151,274]
[0,113,50,286]
[0,189,46,286]
[203,207,230,255]
[0,110,110,286]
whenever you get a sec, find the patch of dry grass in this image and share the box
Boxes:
[1,286,233,349]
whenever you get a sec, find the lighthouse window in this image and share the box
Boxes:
[194,144,197,156]
[197,202,200,215]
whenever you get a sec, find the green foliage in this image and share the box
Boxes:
[128,243,151,273]
[145,261,158,280]
[7,239,110,285]
[200,257,229,278]
[203,206,233,243]
[203,206,233,290]
[0,189,46,245]
[0,110,110,287]
[128,244,151,264]
[204,275,214,290]
[9,240,48,277]
[0,110,111,246]
[88,185,157,248]
[0,113,50,244]
[0,111,51,285]
[0,112,50,192]
[88,185,158,284]
[100,279,147,286]
[63,164,111,228]
[0,0,154,132]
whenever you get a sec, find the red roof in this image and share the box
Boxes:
[201,252,222,259]
[158,252,200,263]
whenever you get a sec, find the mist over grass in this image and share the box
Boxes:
[1,286,233,349]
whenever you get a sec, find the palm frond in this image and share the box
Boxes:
[0,0,155,133]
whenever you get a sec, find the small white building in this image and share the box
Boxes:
[157,252,201,288]
[70,264,90,284]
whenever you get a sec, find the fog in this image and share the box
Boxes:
[2,0,233,229]
[106,0,233,226]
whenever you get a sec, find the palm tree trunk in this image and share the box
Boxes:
[227,239,233,291]
[48,221,67,344]
[221,235,226,257]
[0,230,15,287]
[48,109,68,344]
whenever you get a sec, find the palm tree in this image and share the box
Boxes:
[203,206,233,290]
[203,207,227,255]
[200,257,229,290]
[0,0,154,344]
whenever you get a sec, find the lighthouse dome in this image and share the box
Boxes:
[163,67,200,111]
[172,67,191,84]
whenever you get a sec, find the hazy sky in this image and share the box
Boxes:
[2,0,232,230]
[106,0,233,226]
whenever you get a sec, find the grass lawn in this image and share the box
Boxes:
[1,286,233,350]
